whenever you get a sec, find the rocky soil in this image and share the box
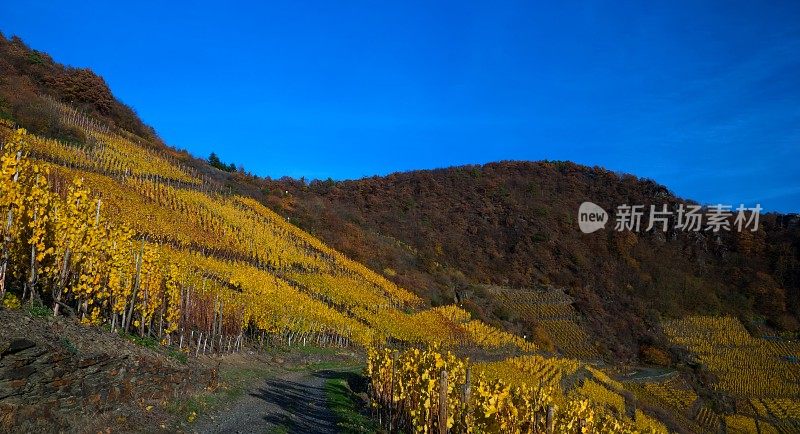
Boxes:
[0,308,216,433]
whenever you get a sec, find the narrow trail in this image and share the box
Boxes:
[618,366,677,382]
[194,370,339,434]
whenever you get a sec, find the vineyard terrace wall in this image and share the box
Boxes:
[0,310,217,432]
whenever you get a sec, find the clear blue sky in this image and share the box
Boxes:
[1,1,798,212]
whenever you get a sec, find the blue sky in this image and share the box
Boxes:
[1,1,798,212]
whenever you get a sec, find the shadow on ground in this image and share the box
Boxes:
[251,375,337,433]
[315,369,368,393]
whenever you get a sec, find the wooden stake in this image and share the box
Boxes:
[462,367,471,428]
[389,351,397,431]
[439,370,448,434]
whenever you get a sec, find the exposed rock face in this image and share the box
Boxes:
[0,323,216,432]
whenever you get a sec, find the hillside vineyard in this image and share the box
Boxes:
[0,113,673,432]
[2,100,800,432]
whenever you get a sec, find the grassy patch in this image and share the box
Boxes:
[28,304,51,317]
[267,344,342,357]
[166,364,274,428]
[324,372,377,433]
[288,360,362,372]
[218,367,273,400]
[267,424,292,434]
[123,333,159,348]
[166,347,188,364]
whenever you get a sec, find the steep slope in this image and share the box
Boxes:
[1,120,545,354]
[0,33,158,144]
[0,34,535,356]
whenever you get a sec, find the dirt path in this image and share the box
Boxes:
[618,366,677,382]
[193,369,339,434]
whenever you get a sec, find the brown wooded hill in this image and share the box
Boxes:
[255,163,800,360]
[0,34,161,145]
[2,33,798,362]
